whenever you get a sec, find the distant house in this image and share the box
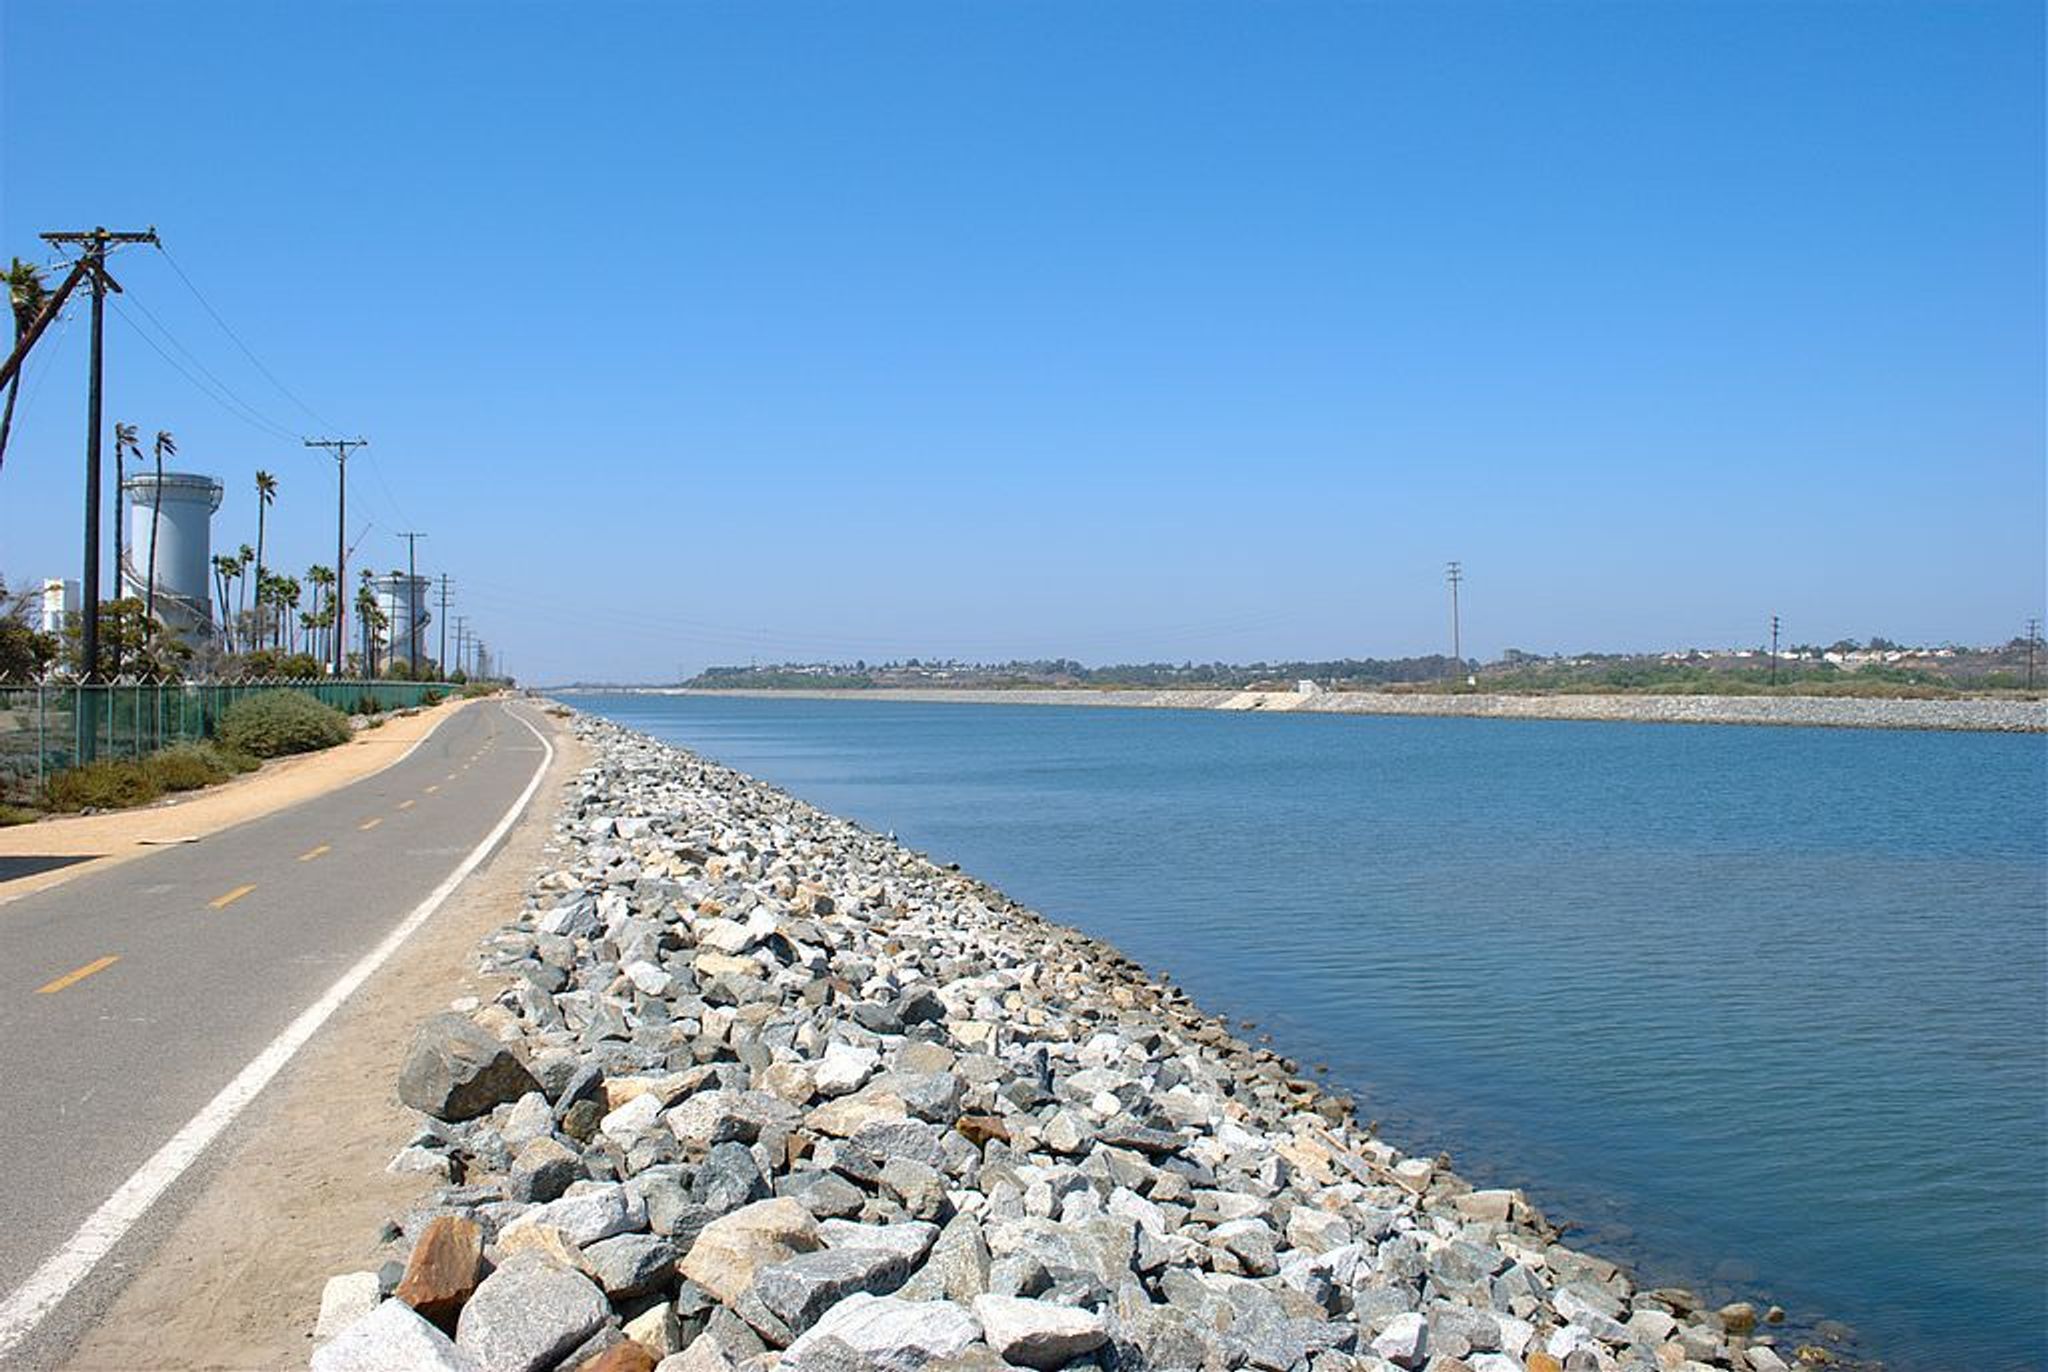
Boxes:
[1296,680,1322,695]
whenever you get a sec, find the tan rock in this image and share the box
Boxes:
[805,1090,908,1138]
[678,1197,823,1302]
[1526,1354,1564,1372]
[955,1115,1010,1148]
[575,1343,658,1372]
[694,951,759,979]
[760,1061,818,1104]
[394,1215,483,1332]
[497,1221,593,1277]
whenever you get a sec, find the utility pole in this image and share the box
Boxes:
[453,615,470,678]
[394,531,426,669]
[305,438,368,676]
[437,573,453,681]
[1445,561,1464,684]
[1769,614,1781,686]
[2027,617,2040,692]
[40,227,157,695]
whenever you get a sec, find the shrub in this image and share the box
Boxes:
[420,688,445,706]
[460,682,497,699]
[141,742,259,793]
[44,758,161,811]
[0,803,43,826]
[217,691,352,758]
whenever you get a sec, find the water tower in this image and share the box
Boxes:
[371,572,432,672]
[121,471,224,644]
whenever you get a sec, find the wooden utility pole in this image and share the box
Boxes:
[395,531,427,668]
[305,438,368,676]
[40,227,157,695]
[453,615,470,678]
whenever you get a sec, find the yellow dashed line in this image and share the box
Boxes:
[424,784,439,795]
[209,883,257,910]
[397,799,416,811]
[359,817,383,831]
[298,844,332,862]
[37,955,120,994]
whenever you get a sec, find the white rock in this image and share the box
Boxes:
[972,1294,1109,1370]
[1370,1311,1429,1369]
[783,1293,980,1372]
[312,1298,478,1372]
[624,960,673,996]
[313,1271,382,1342]
[600,1090,665,1143]
[815,1042,881,1096]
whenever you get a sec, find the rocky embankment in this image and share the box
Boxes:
[678,687,2048,733]
[310,714,1819,1372]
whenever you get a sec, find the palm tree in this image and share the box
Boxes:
[145,430,176,628]
[211,554,242,651]
[253,470,276,645]
[113,423,141,602]
[305,564,337,664]
[1,258,48,473]
[236,543,255,640]
[355,572,385,679]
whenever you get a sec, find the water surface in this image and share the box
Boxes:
[564,692,2048,1371]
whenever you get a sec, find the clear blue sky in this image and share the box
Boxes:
[3,1,2041,683]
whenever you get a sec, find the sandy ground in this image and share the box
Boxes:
[56,709,586,1372]
[0,698,474,906]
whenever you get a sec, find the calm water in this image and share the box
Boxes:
[564,693,2048,1371]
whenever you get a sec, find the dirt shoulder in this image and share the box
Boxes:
[59,705,586,1372]
[0,697,475,906]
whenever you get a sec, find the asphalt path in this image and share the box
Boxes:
[0,697,552,1368]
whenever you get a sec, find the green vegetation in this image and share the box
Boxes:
[0,802,44,826]
[216,690,352,758]
[43,757,166,811]
[459,681,500,698]
[42,741,263,813]
[144,742,259,791]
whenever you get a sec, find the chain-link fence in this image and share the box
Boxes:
[0,678,447,800]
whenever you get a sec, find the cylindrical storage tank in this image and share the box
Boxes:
[371,573,432,670]
[121,471,224,643]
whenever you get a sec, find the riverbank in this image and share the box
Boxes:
[656,687,2047,733]
[308,710,1845,1372]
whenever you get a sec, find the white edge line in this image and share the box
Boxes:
[0,703,556,1360]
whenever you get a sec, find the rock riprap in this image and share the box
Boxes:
[313,712,1808,1372]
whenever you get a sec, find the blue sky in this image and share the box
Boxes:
[3,1,2041,682]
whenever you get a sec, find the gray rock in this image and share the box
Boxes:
[781,1294,982,1372]
[453,1254,609,1372]
[312,1298,478,1372]
[1369,1311,1428,1369]
[503,1182,641,1246]
[972,1294,1109,1370]
[584,1231,679,1299]
[314,1271,383,1341]
[694,1140,770,1212]
[754,1246,913,1334]
[897,1213,991,1303]
[398,1014,540,1123]
[819,1219,940,1266]
[508,1136,581,1204]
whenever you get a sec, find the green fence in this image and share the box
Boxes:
[0,679,448,800]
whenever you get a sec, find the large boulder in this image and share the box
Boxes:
[781,1294,981,1372]
[312,1298,478,1372]
[971,1295,1108,1370]
[398,1014,539,1122]
[454,1254,610,1372]
[678,1197,822,1303]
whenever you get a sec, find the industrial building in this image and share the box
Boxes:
[119,469,224,645]
[371,572,433,671]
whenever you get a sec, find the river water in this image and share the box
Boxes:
[562,692,2047,1371]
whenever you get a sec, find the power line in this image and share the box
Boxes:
[154,242,337,431]
[108,298,300,442]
